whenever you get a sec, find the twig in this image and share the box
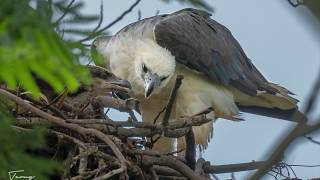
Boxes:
[289,164,320,168]
[195,158,206,175]
[93,166,126,180]
[286,163,298,178]
[203,160,265,174]
[304,135,320,145]
[63,146,77,179]
[303,69,320,114]
[48,129,86,149]
[195,158,210,178]
[251,70,320,179]
[80,0,141,42]
[16,115,212,138]
[129,148,185,158]
[149,167,159,180]
[185,128,196,170]
[55,0,76,24]
[153,106,166,124]
[65,114,211,129]
[288,0,305,7]
[151,160,269,177]
[135,166,146,180]
[158,175,187,180]
[91,95,138,113]
[153,166,182,177]
[0,88,128,168]
[142,155,204,180]
[250,120,320,179]
[40,87,68,110]
[91,0,104,33]
[162,75,184,126]
[138,9,142,21]
[78,148,88,174]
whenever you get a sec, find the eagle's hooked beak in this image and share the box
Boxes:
[144,72,160,98]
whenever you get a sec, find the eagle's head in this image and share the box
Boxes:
[133,40,176,98]
[93,36,176,98]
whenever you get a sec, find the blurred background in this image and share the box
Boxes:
[80,0,320,179]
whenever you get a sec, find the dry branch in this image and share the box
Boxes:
[162,75,183,126]
[16,114,211,138]
[251,69,320,179]
[0,88,128,170]
[2,64,318,179]
[141,155,206,180]
[80,0,141,42]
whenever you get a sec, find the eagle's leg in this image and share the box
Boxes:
[176,96,215,155]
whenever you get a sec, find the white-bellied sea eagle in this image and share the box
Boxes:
[92,8,300,153]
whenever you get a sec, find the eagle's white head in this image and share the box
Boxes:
[132,39,176,97]
[93,36,176,98]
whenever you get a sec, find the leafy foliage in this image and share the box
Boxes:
[0,100,60,179]
[0,0,91,97]
[0,0,96,179]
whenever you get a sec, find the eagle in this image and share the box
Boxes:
[92,8,300,153]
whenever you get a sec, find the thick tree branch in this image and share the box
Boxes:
[16,114,212,138]
[4,64,319,179]
[141,155,206,180]
[0,88,128,168]
[203,160,265,174]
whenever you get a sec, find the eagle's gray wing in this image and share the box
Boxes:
[154,8,277,96]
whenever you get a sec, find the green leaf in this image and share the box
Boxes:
[0,102,60,180]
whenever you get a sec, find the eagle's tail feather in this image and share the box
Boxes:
[233,82,305,122]
[261,82,299,110]
[238,106,306,123]
[234,82,298,110]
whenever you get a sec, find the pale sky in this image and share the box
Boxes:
[81,0,320,179]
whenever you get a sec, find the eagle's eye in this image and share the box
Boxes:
[142,63,148,73]
[160,76,169,82]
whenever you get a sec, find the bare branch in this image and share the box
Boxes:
[149,167,159,180]
[288,0,305,7]
[91,0,104,33]
[5,64,320,179]
[162,75,184,126]
[185,128,196,170]
[78,148,88,174]
[304,135,320,145]
[91,95,139,113]
[203,160,265,174]
[138,9,142,21]
[0,88,128,168]
[141,155,206,180]
[303,69,320,114]
[17,114,211,138]
[55,0,76,24]
[251,70,320,179]
[80,0,141,42]
[93,166,126,180]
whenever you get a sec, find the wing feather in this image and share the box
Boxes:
[154,8,274,96]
